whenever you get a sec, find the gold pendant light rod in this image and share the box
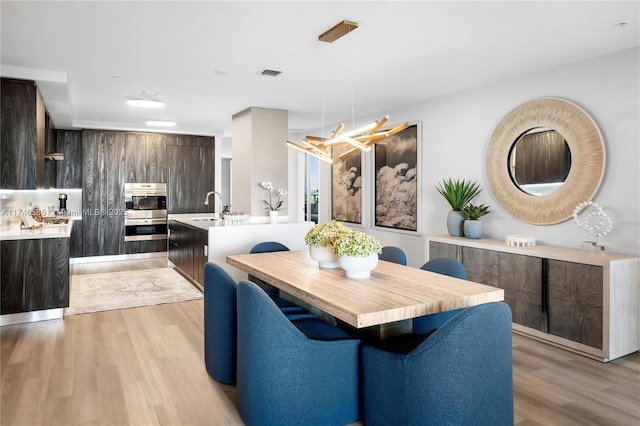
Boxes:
[318,20,359,43]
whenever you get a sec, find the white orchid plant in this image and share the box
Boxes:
[259,181,287,211]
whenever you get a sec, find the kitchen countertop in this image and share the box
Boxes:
[169,213,287,231]
[0,216,77,241]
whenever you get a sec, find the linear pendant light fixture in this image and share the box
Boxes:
[287,20,408,164]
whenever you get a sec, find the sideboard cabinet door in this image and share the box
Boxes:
[461,247,546,332]
[547,260,603,349]
[498,252,546,332]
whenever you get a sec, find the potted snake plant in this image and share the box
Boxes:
[436,178,481,237]
[462,203,491,239]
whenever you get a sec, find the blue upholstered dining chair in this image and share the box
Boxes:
[248,241,306,311]
[249,241,290,296]
[203,259,315,384]
[203,262,237,385]
[362,302,514,426]
[236,280,361,426]
[379,246,408,265]
[413,257,468,334]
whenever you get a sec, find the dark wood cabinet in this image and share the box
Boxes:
[166,135,215,214]
[192,228,209,286]
[547,260,603,349]
[426,236,640,361]
[444,244,546,333]
[77,130,213,257]
[168,220,208,287]
[497,252,546,332]
[124,239,167,255]
[125,132,167,183]
[1,237,69,314]
[81,130,126,256]
[70,219,83,258]
[168,220,194,278]
[55,130,83,188]
[44,112,57,188]
[1,78,45,189]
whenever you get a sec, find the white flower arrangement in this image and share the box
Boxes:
[572,201,613,244]
[259,181,287,211]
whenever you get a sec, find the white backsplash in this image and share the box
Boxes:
[0,189,83,218]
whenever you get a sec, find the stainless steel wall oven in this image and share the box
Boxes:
[124,183,168,241]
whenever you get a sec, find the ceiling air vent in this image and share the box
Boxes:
[258,68,283,77]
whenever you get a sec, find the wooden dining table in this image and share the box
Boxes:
[227,250,504,339]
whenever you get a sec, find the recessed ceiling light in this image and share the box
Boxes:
[146,120,176,127]
[127,98,165,108]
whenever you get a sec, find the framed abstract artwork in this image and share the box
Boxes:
[331,144,362,225]
[374,122,420,232]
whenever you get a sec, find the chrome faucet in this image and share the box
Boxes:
[204,191,221,215]
[204,190,221,206]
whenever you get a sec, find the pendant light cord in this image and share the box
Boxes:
[321,42,327,142]
[349,26,355,131]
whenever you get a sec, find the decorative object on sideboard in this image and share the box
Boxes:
[305,221,351,268]
[436,178,481,237]
[461,203,491,239]
[573,201,613,253]
[332,230,382,279]
[505,235,536,247]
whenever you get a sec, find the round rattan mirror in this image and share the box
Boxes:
[486,98,605,225]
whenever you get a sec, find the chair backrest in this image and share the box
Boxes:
[203,262,238,384]
[250,241,290,253]
[379,246,407,265]
[236,280,360,425]
[362,302,513,425]
[420,257,467,279]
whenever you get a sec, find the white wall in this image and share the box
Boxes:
[309,47,639,265]
[231,107,289,217]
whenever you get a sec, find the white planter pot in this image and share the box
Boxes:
[269,210,279,224]
[309,244,340,269]
[338,253,379,279]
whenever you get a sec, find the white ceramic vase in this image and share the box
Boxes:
[338,252,379,279]
[269,210,278,224]
[309,244,340,269]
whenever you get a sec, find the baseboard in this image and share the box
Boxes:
[70,251,168,264]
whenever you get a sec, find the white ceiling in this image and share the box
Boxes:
[1,1,638,138]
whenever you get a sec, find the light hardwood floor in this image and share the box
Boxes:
[1,258,639,425]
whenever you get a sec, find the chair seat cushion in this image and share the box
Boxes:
[292,318,353,341]
[271,295,299,308]
[373,330,436,354]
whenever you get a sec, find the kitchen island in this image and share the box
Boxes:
[168,213,314,284]
[0,217,73,325]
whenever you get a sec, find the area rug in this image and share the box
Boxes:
[65,268,203,315]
